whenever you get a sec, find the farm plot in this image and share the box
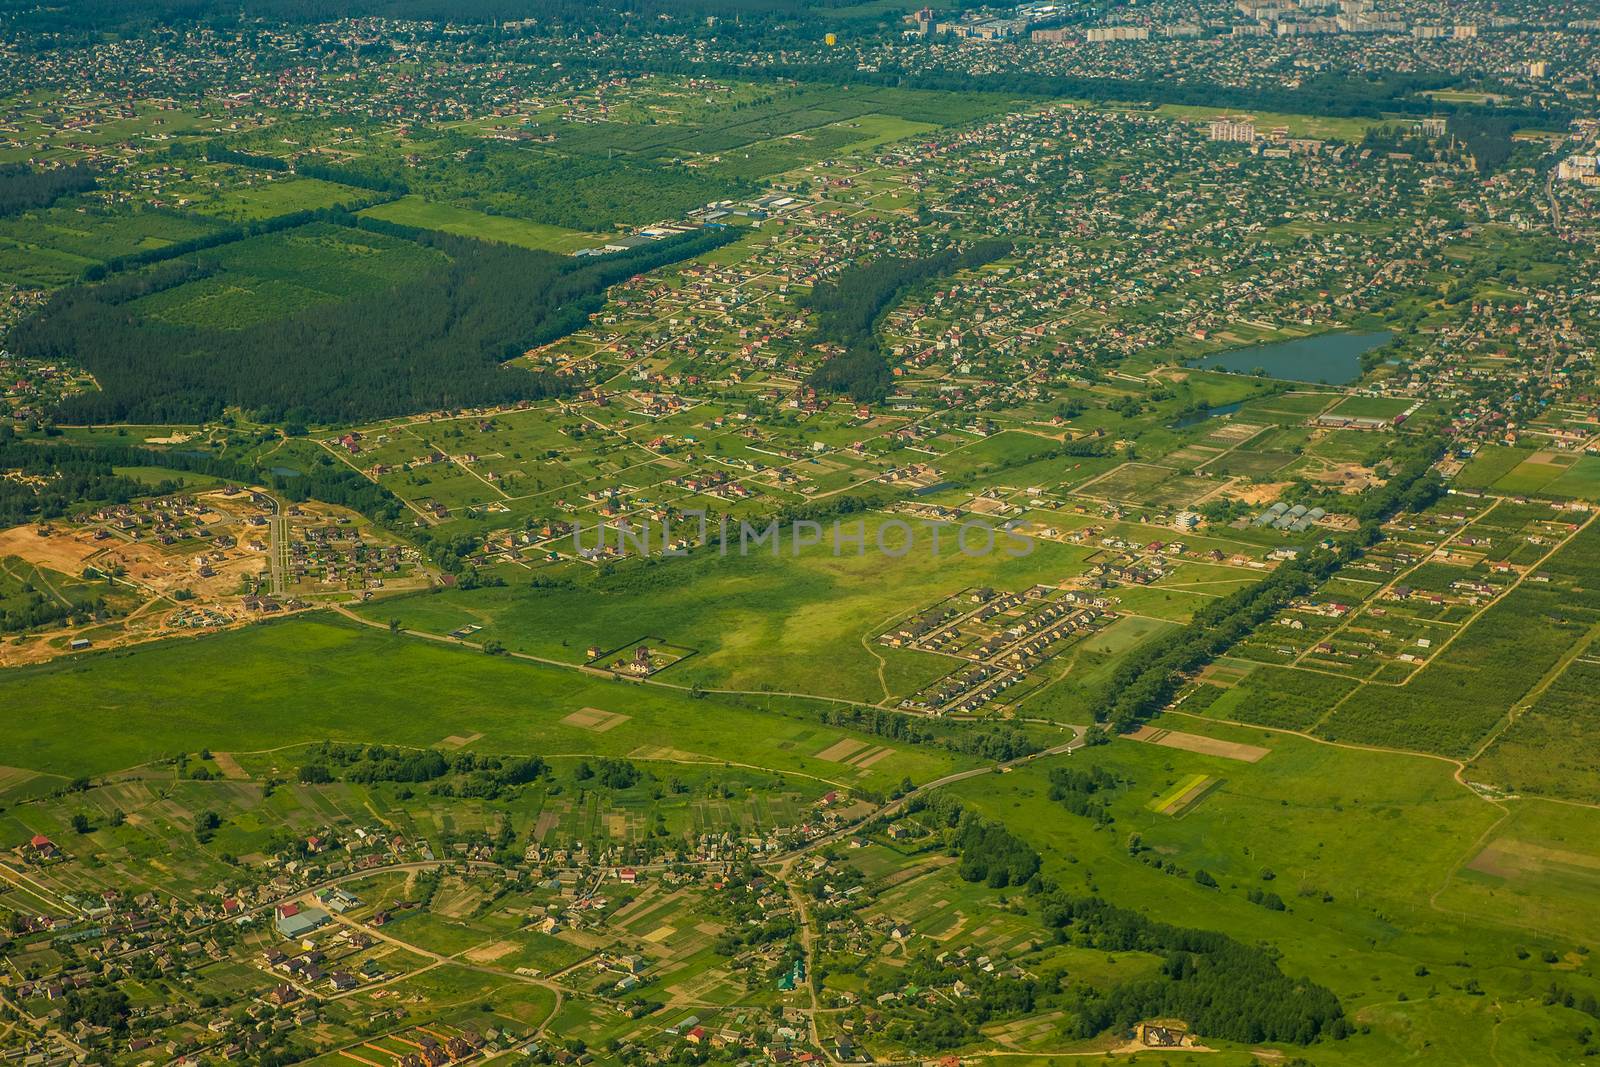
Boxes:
[1488,451,1580,496]
[1317,518,1600,756]
[1469,655,1600,802]
[1195,663,1357,730]
[1434,800,1600,947]
[1126,725,1270,762]
[1075,462,1214,508]
[1453,445,1534,490]
[1146,773,1219,816]
[1232,391,1342,424]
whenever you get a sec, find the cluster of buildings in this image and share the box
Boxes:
[909,2,1068,41]
[1557,154,1600,185]
[1231,0,1485,38]
[1252,501,1329,532]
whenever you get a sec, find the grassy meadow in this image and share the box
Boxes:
[358,514,1097,705]
[951,720,1600,1065]
[0,613,965,791]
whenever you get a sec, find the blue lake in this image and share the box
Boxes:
[1190,330,1393,385]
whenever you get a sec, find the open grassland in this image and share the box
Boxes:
[176,174,368,221]
[0,614,965,790]
[358,195,604,252]
[358,515,1096,705]
[1432,798,1600,951]
[951,722,1600,1065]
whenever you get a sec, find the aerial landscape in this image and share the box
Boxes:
[1,0,1600,1063]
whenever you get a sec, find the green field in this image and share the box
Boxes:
[180,175,369,221]
[0,613,965,791]
[951,726,1600,1065]
[2,41,1599,1067]
[358,514,1096,704]
[359,195,605,252]
[129,221,446,329]
[0,205,228,283]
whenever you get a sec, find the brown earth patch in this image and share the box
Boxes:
[209,752,250,780]
[562,708,630,732]
[463,940,520,963]
[1127,725,1270,763]
[815,738,869,763]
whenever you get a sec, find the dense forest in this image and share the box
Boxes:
[806,239,1011,401]
[1043,891,1347,1044]
[295,160,409,194]
[9,218,739,424]
[1447,114,1522,173]
[0,162,97,217]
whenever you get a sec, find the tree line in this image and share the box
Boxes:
[80,204,384,281]
[1047,764,1119,826]
[907,791,1041,888]
[558,51,1569,126]
[0,585,108,635]
[0,434,182,526]
[814,704,1040,763]
[891,788,1344,1047]
[295,159,409,194]
[1044,891,1346,1044]
[297,741,548,798]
